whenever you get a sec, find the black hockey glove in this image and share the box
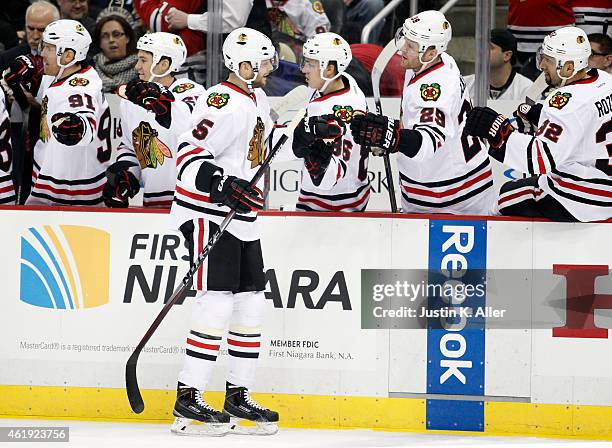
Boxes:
[51,112,86,146]
[304,140,334,182]
[512,103,542,134]
[103,161,140,208]
[464,106,515,149]
[210,175,264,214]
[292,114,344,156]
[4,55,40,89]
[349,112,400,155]
[125,79,175,118]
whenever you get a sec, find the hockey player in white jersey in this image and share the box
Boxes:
[27,20,111,206]
[292,32,370,211]
[0,92,15,204]
[103,32,203,208]
[350,11,495,215]
[464,27,612,222]
[169,27,279,436]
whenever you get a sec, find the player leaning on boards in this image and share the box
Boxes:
[350,11,495,215]
[104,32,204,209]
[464,27,612,222]
[168,27,279,436]
[291,32,371,211]
[10,20,111,206]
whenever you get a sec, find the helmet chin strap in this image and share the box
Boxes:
[317,61,342,94]
[235,60,260,92]
[54,47,78,81]
[555,61,575,87]
[415,49,438,75]
[148,58,173,82]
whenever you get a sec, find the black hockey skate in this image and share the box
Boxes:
[171,383,230,436]
[223,383,279,435]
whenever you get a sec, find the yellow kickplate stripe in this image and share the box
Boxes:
[1,386,612,439]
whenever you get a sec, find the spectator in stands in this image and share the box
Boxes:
[165,0,253,34]
[93,15,138,92]
[0,0,30,51]
[588,33,612,74]
[507,0,575,80]
[132,0,204,57]
[464,29,532,101]
[342,22,404,97]
[343,0,385,44]
[0,1,58,71]
[572,0,612,37]
[57,0,97,42]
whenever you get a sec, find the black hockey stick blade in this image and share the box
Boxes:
[124,108,307,414]
[371,39,399,213]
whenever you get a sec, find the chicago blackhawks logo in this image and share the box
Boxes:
[332,105,354,123]
[69,77,89,87]
[40,96,50,142]
[247,117,265,169]
[312,0,324,13]
[172,83,194,94]
[206,92,229,109]
[132,121,172,169]
[420,83,441,101]
[548,92,572,110]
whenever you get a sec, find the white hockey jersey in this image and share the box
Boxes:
[296,74,371,212]
[170,81,274,241]
[499,69,612,222]
[267,0,330,41]
[464,70,533,101]
[28,66,111,206]
[0,93,15,204]
[115,94,194,208]
[399,53,495,215]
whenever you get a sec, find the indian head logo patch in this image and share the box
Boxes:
[548,92,572,110]
[132,121,172,169]
[69,77,89,87]
[207,92,229,109]
[172,83,194,94]
[333,105,354,123]
[420,83,441,101]
[248,117,265,169]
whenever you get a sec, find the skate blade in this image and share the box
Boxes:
[170,417,230,437]
[229,417,278,436]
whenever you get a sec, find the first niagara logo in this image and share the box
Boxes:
[20,225,110,309]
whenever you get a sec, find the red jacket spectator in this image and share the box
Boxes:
[508,0,575,54]
[572,0,612,36]
[134,0,205,55]
[350,43,405,97]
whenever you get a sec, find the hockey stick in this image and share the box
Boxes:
[125,107,307,414]
[270,85,310,121]
[524,72,548,105]
[371,40,398,213]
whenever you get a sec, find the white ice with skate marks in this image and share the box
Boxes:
[2,419,612,448]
